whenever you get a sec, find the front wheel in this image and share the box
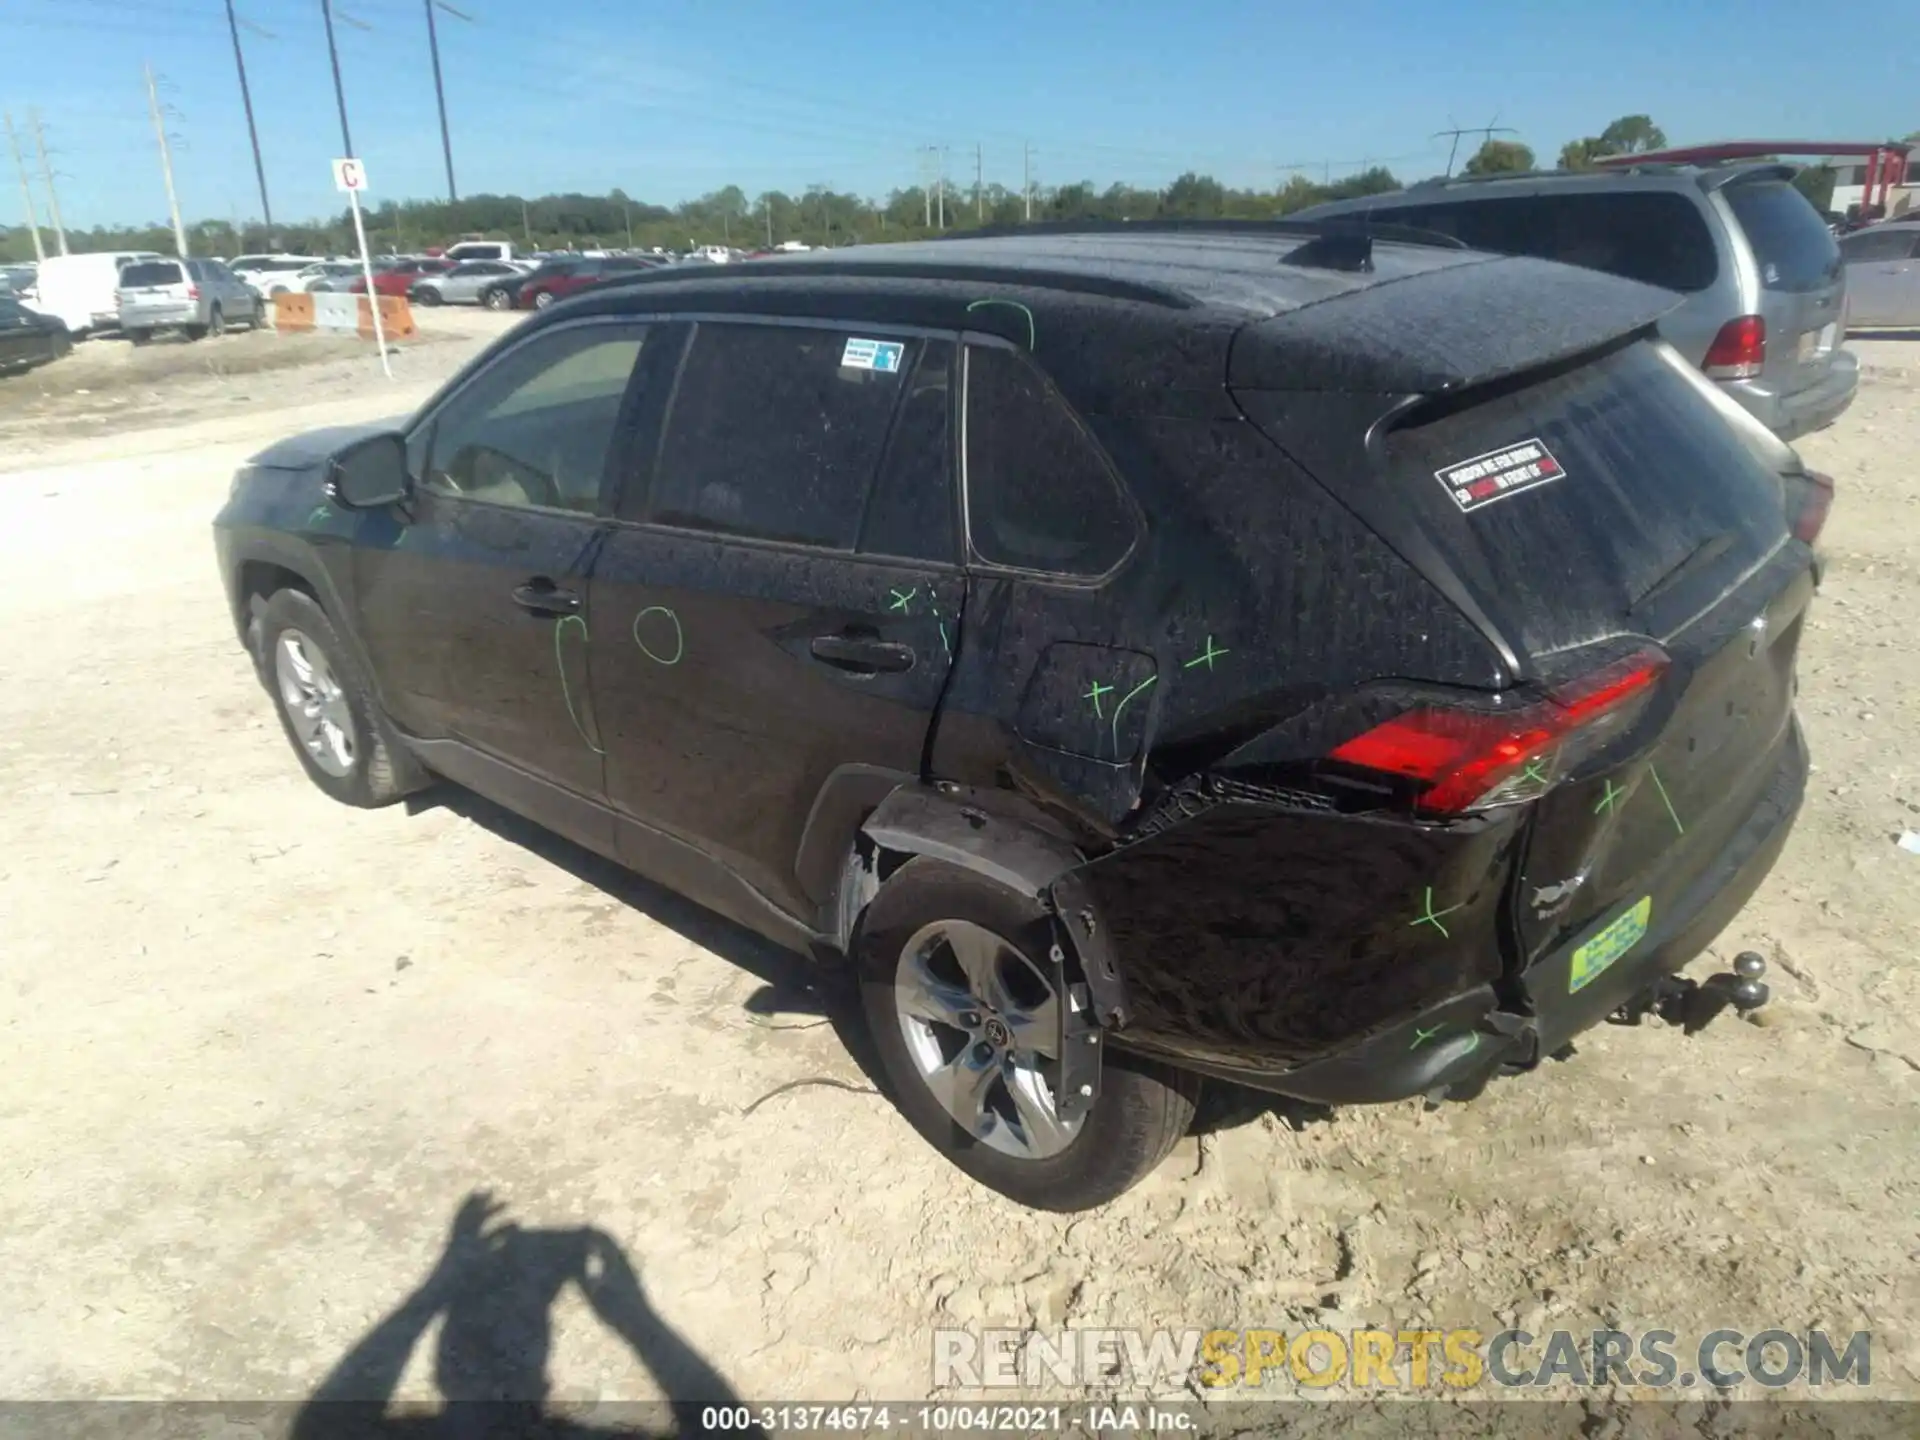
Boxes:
[256,588,421,808]
[207,305,226,338]
[483,288,512,311]
[857,860,1197,1211]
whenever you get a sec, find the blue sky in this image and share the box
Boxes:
[5,0,1915,228]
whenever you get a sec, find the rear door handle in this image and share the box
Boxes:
[511,580,580,616]
[809,634,915,675]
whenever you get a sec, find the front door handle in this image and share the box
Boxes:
[809,634,915,675]
[511,579,580,616]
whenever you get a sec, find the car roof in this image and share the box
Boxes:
[576,223,1492,323]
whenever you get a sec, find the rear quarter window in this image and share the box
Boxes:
[120,262,184,287]
[1724,180,1841,292]
[1373,192,1719,292]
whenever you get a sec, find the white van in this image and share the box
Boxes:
[32,251,163,335]
[444,240,516,264]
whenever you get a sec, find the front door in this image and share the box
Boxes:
[350,318,655,836]
[588,319,963,924]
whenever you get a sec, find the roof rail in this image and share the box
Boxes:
[584,256,1202,308]
[931,217,1467,251]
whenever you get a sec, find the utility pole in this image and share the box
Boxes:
[974,143,983,222]
[422,0,466,202]
[764,196,772,247]
[1023,142,1033,222]
[623,200,632,248]
[145,65,189,258]
[937,146,948,231]
[4,109,44,264]
[319,0,354,157]
[223,0,274,236]
[919,145,936,228]
[29,110,67,255]
[520,198,531,245]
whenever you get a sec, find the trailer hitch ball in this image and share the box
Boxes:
[1730,951,1770,1011]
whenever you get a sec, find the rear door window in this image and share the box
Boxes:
[858,339,957,563]
[121,262,184,287]
[1378,341,1784,655]
[1372,193,1719,292]
[647,322,918,549]
[1840,228,1919,261]
[1724,180,1842,291]
[964,345,1136,576]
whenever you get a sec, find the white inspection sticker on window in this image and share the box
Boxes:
[841,337,906,373]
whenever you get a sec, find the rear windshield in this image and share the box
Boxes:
[1368,192,1719,292]
[120,262,184,287]
[1724,180,1840,292]
[1381,341,1785,655]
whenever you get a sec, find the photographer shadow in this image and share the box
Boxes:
[292,1192,762,1440]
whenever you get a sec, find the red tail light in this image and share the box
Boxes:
[1702,315,1766,380]
[186,285,200,300]
[1789,470,1835,544]
[1329,647,1670,815]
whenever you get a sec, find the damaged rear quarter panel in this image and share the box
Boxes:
[1076,798,1521,1071]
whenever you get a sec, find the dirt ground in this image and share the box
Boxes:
[1,313,1916,1419]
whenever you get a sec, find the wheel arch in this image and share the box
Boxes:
[226,536,386,709]
[842,782,1131,1031]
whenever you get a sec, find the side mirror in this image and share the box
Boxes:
[325,431,412,510]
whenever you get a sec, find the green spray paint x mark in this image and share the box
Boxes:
[1410,1024,1447,1051]
[1183,635,1229,671]
[1110,673,1158,759]
[1648,765,1684,835]
[1522,757,1552,786]
[1593,778,1628,816]
[1083,679,1114,718]
[1410,886,1465,938]
[965,298,1037,350]
[554,615,604,755]
[888,586,918,615]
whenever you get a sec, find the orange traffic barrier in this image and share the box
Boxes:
[273,292,315,331]
[361,295,416,341]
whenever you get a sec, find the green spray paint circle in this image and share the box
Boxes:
[632,606,683,665]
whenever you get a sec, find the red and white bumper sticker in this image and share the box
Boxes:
[1435,437,1563,514]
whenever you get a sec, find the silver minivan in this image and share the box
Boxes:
[118,258,264,343]
[1296,165,1857,440]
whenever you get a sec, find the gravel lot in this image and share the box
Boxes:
[1,315,1916,1420]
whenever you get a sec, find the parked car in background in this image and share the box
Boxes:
[216,224,1819,1210]
[349,258,451,298]
[1839,219,1920,329]
[1297,164,1856,440]
[3,264,35,297]
[513,254,659,309]
[0,291,71,374]
[444,240,518,264]
[31,250,163,335]
[410,259,529,306]
[117,257,264,343]
[229,254,325,297]
[298,261,366,293]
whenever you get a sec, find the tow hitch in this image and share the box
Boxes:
[1609,951,1771,1036]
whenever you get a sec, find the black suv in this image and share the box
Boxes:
[216,224,1816,1211]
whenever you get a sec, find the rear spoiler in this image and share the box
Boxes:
[1228,254,1682,395]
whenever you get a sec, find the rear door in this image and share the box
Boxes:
[117,260,185,327]
[1719,176,1847,391]
[352,317,654,845]
[1361,340,1808,968]
[586,318,961,922]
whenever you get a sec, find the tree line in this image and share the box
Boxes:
[8,115,1902,264]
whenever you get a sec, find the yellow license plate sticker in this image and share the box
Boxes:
[1568,897,1652,993]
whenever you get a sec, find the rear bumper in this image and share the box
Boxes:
[1138,721,1807,1105]
[120,303,202,329]
[1728,351,1859,440]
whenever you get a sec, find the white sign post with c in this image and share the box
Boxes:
[332,157,391,379]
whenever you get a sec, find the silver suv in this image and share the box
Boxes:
[117,258,264,344]
[1297,164,1856,440]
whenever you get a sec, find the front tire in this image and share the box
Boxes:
[857,859,1197,1211]
[256,588,419,808]
[483,288,512,311]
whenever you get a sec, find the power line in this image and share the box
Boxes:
[1433,117,1518,177]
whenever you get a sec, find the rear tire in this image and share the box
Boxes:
[416,287,443,306]
[533,290,556,310]
[126,329,153,347]
[856,859,1197,1212]
[483,288,512,311]
[207,306,226,338]
[255,588,422,809]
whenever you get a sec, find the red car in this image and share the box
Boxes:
[515,255,658,309]
[349,258,450,298]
